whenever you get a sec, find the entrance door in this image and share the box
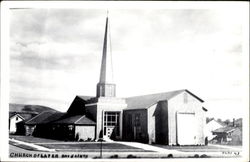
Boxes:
[103,112,120,138]
[177,112,197,145]
[106,126,114,137]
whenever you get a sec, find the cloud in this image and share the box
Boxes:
[9,8,247,117]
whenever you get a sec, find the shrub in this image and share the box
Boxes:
[127,154,137,158]
[167,154,173,158]
[200,154,210,158]
[194,154,199,158]
[110,154,119,158]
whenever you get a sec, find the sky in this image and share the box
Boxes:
[9,8,248,120]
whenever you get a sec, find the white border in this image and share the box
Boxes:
[1,1,249,162]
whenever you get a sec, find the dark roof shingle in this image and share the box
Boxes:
[25,111,65,125]
[54,115,95,125]
[125,89,204,110]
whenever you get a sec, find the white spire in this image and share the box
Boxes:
[99,16,114,84]
[97,14,116,97]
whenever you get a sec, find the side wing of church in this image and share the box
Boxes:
[20,14,207,145]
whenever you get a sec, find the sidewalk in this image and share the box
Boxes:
[9,138,55,152]
[115,141,242,158]
[210,144,242,151]
[116,141,181,154]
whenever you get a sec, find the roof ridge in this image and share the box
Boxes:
[25,111,56,124]
[10,113,25,120]
[25,111,47,123]
[126,89,186,99]
[74,115,86,124]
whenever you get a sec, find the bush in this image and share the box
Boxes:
[110,154,119,158]
[127,154,137,158]
[200,154,210,158]
[167,154,173,158]
[194,154,199,158]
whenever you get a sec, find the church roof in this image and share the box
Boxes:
[54,115,95,125]
[77,95,94,101]
[125,89,204,110]
[25,111,65,125]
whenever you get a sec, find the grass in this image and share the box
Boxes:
[39,143,147,152]
[10,135,149,152]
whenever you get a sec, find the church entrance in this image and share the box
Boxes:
[103,111,120,138]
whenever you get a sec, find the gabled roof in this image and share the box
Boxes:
[9,111,40,120]
[54,115,95,125]
[77,95,94,101]
[9,113,25,120]
[25,111,65,125]
[212,127,235,134]
[125,89,203,110]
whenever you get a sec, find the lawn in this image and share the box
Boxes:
[153,144,242,152]
[39,143,147,152]
[9,135,149,152]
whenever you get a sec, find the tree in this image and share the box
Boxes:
[224,119,230,126]
[217,118,222,123]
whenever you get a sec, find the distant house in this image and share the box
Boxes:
[9,113,24,134]
[212,126,242,145]
[9,112,38,134]
[205,119,225,141]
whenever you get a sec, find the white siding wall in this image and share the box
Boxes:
[9,115,23,133]
[75,126,95,141]
[168,91,205,145]
[147,104,157,144]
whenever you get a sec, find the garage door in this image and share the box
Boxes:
[177,113,197,145]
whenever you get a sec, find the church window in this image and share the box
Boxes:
[68,125,73,131]
[104,112,120,136]
[135,114,140,126]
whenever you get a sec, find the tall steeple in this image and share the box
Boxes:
[96,13,116,97]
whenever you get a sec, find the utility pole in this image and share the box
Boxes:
[100,110,103,158]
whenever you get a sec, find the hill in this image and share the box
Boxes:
[9,103,59,113]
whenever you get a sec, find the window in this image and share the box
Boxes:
[135,114,140,126]
[68,125,73,131]
[16,117,18,121]
[104,112,120,136]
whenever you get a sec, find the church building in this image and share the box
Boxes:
[22,15,207,145]
[65,15,207,145]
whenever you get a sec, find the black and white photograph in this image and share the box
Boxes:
[0,1,249,161]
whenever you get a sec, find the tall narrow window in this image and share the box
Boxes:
[135,114,140,126]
